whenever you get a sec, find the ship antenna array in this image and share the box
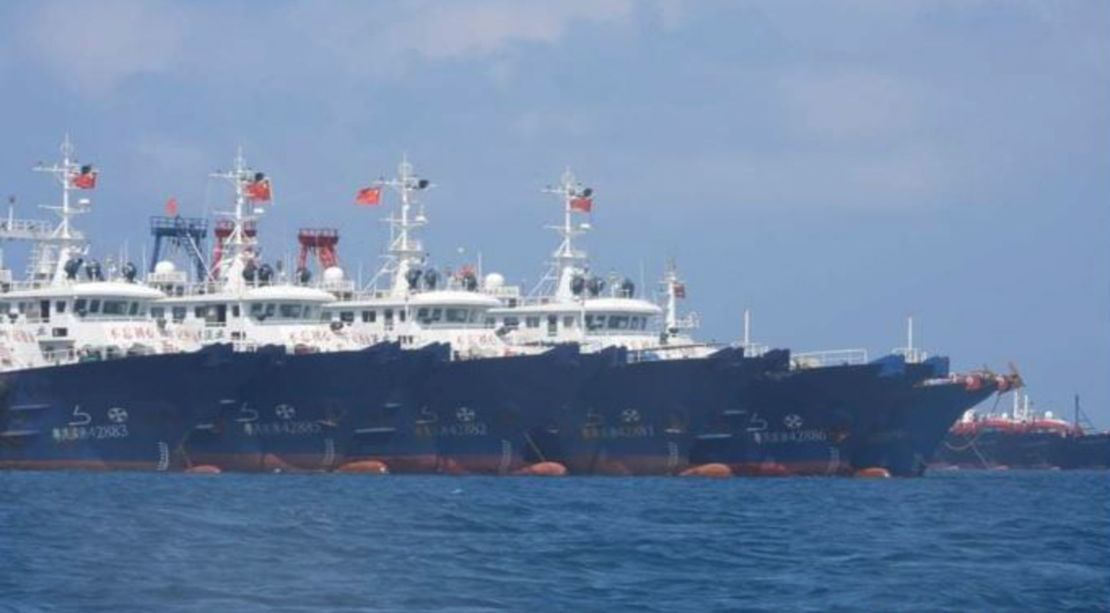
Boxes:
[530,168,591,300]
[209,148,264,282]
[32,136,89,243]
[0,136,93,284]
[366,155,432,296]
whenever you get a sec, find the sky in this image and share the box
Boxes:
[0,1,1106,424]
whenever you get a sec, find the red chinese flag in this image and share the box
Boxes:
[165,197,179,216]
[570,196,592,213]
[245,178,272,202]
[355,186,382,205]
[674,282,686,299]
[72,166,97,189]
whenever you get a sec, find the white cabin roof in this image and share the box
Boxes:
[328,289,501,310]
[409,290,501,308]
[243,285,336,303]
[1,281,165,301]
[492,297,662,316]
[158,284,336,305]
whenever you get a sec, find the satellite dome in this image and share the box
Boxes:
[154,261,176,274]
[323,266,345,283]
[484,272,505,290]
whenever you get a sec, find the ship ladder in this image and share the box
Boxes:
[156,442,170,471]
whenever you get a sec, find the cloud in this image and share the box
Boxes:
[510,110,592,139]
[380,0,634,61]
[12,0,639,99]
[778,70,921,142]
[270,0,637,82]
[21,0,188,98]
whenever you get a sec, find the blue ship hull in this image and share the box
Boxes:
[346,344,613,474]
[690,354,996,477]
[541,350,996,477]
[0,345,260,471]
[0,342,1001,478]
[181,343,447,472]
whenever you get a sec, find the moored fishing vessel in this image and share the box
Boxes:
[322,158,603,474]
[0,139,264,470]
[489,170,1017,476]
[0,143,1022,477]
[148,150,439,473]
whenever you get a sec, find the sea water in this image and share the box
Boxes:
[1,470,1107,611]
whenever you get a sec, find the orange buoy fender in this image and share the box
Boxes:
[439,458,470,475]
[186,465,222,474]
[512,461,568,477]
[261,453,301,473]
[336,460,390,474]
[679,463,733,478]
[854,467,892,478]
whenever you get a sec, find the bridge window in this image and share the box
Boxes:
[563,316,575,329]
[172,307,186,322]
[609,315,630,330]
[362,310,375,323]
[129,302,139,316]
[525,316,540,329]
[585,315,604,331]
[89,300,101,314]
[279,303,303,319]
[151,307,165,319]
[249,303,277,320]
[55,301,67,314]
[445,308,469,323]
[340,311,355,323]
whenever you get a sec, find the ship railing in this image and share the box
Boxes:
[0,217,56,240]
[485,285,522,300]
[737,341,771,357]
[625,342,722,362]
[342,288,395,301]
[791,348,869,369]
[231,340,261,353]
[147,271,189,286]
[893,347,929,364]
[41,344,159,365]
[319,279,356,294]
[7,279,61,291]
[584,329,660,338]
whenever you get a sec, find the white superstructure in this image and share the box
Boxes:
[323,157,520,359]
[153,150,356,353]
[488,169,707,357]
[0,138,195,370]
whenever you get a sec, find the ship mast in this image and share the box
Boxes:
[663,259,680,336]
[369,156,430,297]
[30,136,91,284]
[210,148,264,289]
[531,169,591,300]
